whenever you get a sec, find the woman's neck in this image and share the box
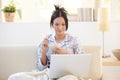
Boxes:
[55,34,66,43]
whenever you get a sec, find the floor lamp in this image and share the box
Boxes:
[97,8,110,58]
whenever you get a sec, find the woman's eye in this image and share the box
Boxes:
[62,24,65,26]
[55,24,59,26]
[54,23,65,26]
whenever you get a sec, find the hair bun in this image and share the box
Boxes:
[54,5,67,13]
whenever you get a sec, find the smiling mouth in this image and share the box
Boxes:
[58,31,62,33]
[57,30,61,32]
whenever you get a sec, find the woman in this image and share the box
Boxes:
[37,5,83,71]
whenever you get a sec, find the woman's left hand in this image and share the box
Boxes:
[53,47,68,54]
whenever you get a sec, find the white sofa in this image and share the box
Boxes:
[0,45,102,80]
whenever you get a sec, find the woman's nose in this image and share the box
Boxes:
[58,26,62,30]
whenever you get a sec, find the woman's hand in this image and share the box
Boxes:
[53,47,68,54]
[41,38,49,66]
[42,38,49,52]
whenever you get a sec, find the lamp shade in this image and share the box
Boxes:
[98,8,110,32]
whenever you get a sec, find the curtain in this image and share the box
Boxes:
[78,8,95,21]
[76,0,102,22]
[68,8,98,22]
[0,0,2,22]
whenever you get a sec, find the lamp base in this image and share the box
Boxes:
[102,55,111,58]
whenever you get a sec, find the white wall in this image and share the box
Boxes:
[0,22,51,46]
[0,22,120,55]
[22,0,52,22]
[104,22,120,54]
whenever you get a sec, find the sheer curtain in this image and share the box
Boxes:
[64,0,96,21]
[77,0,102,21]
[77,8,94,21]
[1,0,102,22]
[0,0,104,22]
[21,0,102,22]
[111,0,120,21]
[0,0,2,22]
[64,0,102,22]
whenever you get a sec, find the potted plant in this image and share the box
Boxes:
[2,1,16,22]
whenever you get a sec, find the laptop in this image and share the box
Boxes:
[49,54,92,79]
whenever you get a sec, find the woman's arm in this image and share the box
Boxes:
[37,38,49,71]
[73,38,84,54]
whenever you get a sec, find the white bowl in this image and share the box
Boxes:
[112,49,120,60]
[49,43,60,51]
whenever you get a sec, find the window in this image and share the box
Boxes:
[0,0,2,22]
[110,0,120,21]
[103,0,120,21]
[1,0,120,22]
[1,0,95,22]
[21,0,95,22]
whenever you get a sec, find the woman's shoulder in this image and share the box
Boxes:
[66,33,76,39]
[66,33,77,41]
[45,34,54,41]
[46,34,53,38]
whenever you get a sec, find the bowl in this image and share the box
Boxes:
[48,43,60,51]
[112,49,120,60]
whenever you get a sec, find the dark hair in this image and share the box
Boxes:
[50,5,68,30]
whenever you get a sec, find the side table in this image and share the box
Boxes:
[102,54,120,80]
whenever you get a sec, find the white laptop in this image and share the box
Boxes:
[49,54,92,79]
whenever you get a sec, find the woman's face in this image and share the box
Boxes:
[52,17,66,36]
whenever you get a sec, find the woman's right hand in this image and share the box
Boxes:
[41,38,49,66]
[42,38,49,52]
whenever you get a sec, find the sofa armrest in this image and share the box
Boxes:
[0,46,37,80]
[82,45,102,80]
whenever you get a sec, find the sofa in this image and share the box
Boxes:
[0,45,102,80]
